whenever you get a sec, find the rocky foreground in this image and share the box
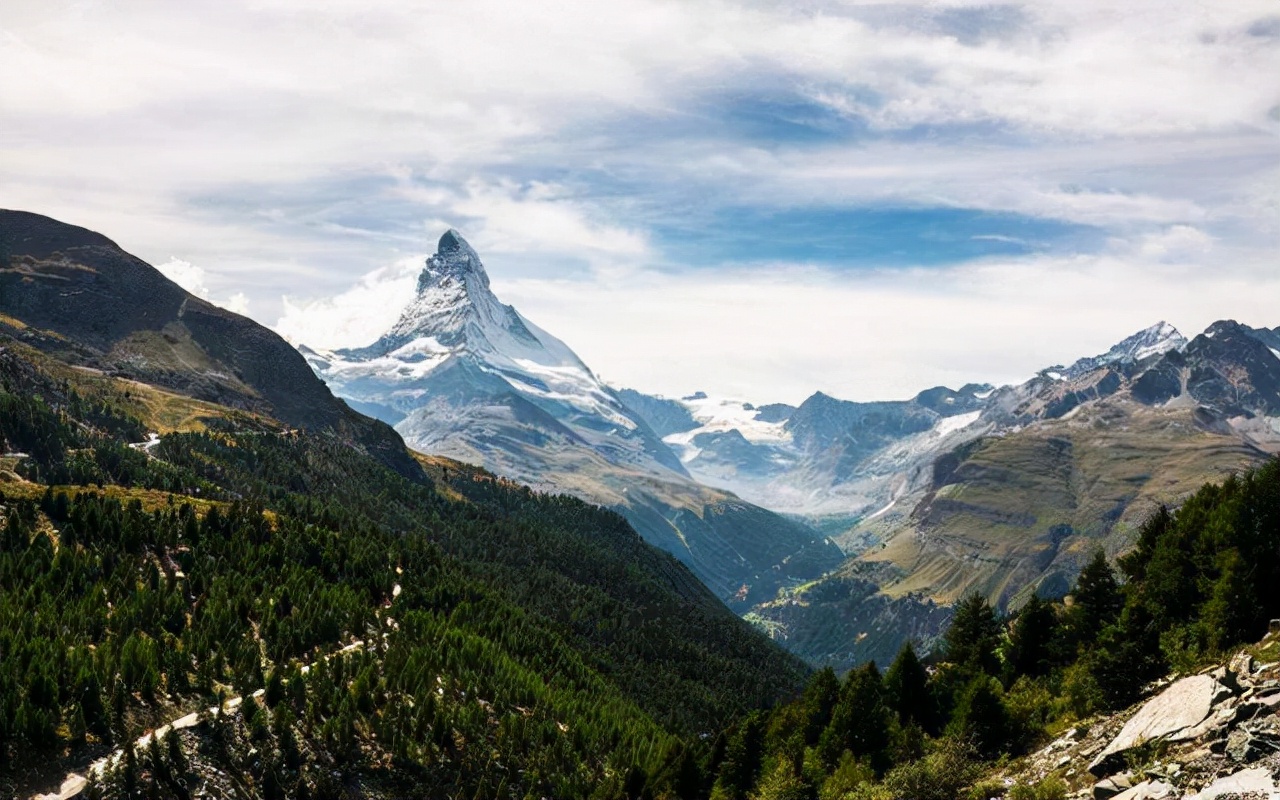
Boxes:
[1004,630,1280,800]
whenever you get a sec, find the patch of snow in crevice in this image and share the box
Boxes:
[675,394,792,444]
[933,410,982,437]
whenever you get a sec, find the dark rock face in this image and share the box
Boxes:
[1131,352,1185,405]
[616,388,700,437]
[753,403,797,424]
[689,429,779,472]
[437,228,465,253]
[1181,321,1280,417]
[913,384,989,415]
[786,392,938,475]
[0,210,421,479]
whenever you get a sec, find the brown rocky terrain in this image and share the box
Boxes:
[999,631,1280,800]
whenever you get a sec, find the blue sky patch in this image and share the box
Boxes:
[653,206,1105,268]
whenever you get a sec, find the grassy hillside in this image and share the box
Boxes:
[865,400,1270,607]
[747,399,1274,672]
[700,455,1280,800]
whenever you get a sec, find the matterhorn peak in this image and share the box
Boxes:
[416,228,490,295]
[437,228,466,253]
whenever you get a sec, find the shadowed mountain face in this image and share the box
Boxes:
[0,209,419,478]
[303,230,844,608]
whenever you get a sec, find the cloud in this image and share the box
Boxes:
[274,256,423,349]
[452,180,650,259]
[1137,225,1215,261]
[3,0,1278,401]
[156,258,253,316]
[493,239,1280,404]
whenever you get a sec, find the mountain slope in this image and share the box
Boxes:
[746,321,1280,669]
[303,231,843,607]
[622,322,1280,669]
[0,209,418,479]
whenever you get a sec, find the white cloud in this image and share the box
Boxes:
[452,180,650,259]
[274,256,423,349]
[3,0,1278,402]
[1137,225,1215,261]
[156,257,254,316]
[492,241,1280,404]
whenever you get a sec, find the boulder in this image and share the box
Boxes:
[1189,767,1280,800]
[1112,780,1175,800]
[1089,674,1233,776]
[1093,772,1135,800]
[1230,651,1255,681]
[1225,728,1280,763]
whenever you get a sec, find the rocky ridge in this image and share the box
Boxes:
[674,320,1280,669]
[1005,633,1280,800]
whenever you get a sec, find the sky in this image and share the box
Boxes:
[3,1,1278,404]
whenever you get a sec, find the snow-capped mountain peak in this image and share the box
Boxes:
[351,229,545,365]
[1062,321,1187,378]
[303,229,650,434]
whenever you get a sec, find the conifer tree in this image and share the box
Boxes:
[818,663,891,773]
[801,667,840,746]
[1005,594,1058,680]
[1071,550,1121,640]
[948,676,1009,758]
[944,593,1002,676]
[884,643,932,730]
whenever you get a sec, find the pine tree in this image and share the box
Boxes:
[948,676,1010,758]
[1005,595,1058,680]
[712,713,766,800]
[944,593,1002,676]
[1070,550,1121,640]
[884,643,932,729]
[818,663,891,773]
[801,667,840,746]
[749,758,809,800]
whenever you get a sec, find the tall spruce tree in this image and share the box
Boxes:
[944,593,1002,676]
[884,643,932,730]
[1071,550,1121,640]
[818,663,891,774]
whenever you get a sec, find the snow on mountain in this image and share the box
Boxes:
[618,382,993,518]
[659,393,792,465]
[308,230,637,432]
[1060,321,1187,379]
[932,409,982,437]
[619,323,1213,528]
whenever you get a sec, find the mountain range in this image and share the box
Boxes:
[8,207,1280,800]
[295,227,1280,669]
[625,320,1280,668]
[14,208,1273,674]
